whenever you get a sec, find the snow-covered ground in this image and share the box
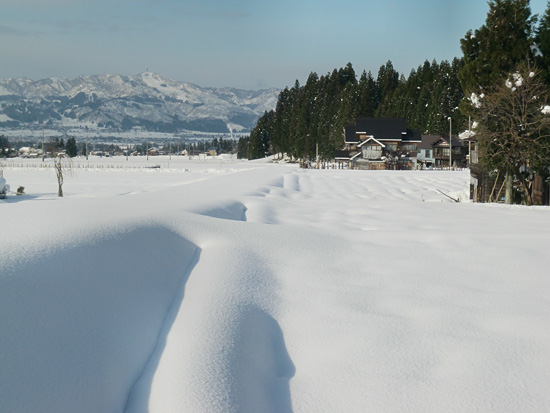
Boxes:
[1,157,549,412]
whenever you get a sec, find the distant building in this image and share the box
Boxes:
[335,117,421,170]
[416,135,439,169]
[432,135,466,168]
[18,147,41,158]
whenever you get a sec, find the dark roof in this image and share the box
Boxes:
[419,134,463,148]
[437,135,464,147]
[345,117,408,143]
[418,134,441,149]
[334,150,350,159]
[403,128,422,143]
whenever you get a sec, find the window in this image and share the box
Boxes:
[363,145,382,159]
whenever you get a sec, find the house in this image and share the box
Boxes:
[337,117,421,170]
[432,135,466,168]
[19,147,41,158]
[416,135,439,169]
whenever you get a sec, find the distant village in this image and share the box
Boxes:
[2,115,549,206]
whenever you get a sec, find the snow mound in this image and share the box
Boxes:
[0,225,199,413]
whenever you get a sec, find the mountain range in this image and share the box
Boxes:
[0,72,279,134]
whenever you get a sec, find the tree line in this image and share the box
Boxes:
[242,58,466,161]
[1,135,239,158]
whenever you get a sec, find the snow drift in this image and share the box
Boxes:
[1,159,549,412]
[0,224,199,412]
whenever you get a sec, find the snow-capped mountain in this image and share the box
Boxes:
[0,72,279,133]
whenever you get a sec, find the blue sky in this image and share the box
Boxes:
[1,0,549,90]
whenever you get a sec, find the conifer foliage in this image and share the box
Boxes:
[376,59,465,135]
[459,0,535,94]
[535,2,550,83]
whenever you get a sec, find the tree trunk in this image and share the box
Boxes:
[510,164,534,206]
[505,168,513,204]
[55,158,64,198]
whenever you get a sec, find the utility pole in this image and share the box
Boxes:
[448,117,452,170]
[42,127,45,162]
[468,116,471,167]
[316,143,319,169]
[85,128,88,161]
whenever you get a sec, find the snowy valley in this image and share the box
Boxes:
[0,72,279,135]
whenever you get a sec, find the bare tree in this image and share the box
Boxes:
[474,64,550,205]
[51,151,72,197]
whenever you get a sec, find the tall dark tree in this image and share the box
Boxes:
[248,111,274,159]
[535,1,550,83]
[376,59,465,134]
[237,136,249,159]
[375,60,399,108]
[0,135,12,158]
[357,71,378,117]
[65,137,78,157]
[459,0,536,94]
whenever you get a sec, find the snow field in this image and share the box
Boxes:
[1,161,549,412]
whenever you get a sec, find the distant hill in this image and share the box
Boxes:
[0,72,279,133]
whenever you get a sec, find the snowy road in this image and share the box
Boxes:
[1,158,549,412]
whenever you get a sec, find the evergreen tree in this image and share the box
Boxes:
[375,60,399,108]
[65,137,78,157]
[300,72,321,158]
[237,136,249,159]
[535,1,550,83]
[272,87,294,156]
[459,0,536,94]
[375,59,464,134]
[357,71,378,117]
[0,135,12,157]
[248,111,274,159]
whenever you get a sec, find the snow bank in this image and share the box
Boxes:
[0,224,199,413]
